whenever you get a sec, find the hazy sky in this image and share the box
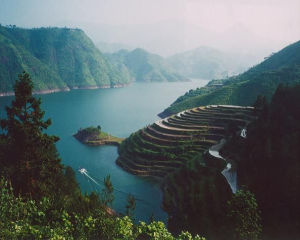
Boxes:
[1,0,299,56]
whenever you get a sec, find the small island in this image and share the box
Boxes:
[74,126,124,146]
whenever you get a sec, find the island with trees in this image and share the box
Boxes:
[74,126,124,146]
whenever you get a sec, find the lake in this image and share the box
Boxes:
[0,80,208,223]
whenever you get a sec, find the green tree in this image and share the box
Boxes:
[126,194,136,218]
[253,94,268,117]
[226,189,262,240]
[102,175,114,207]
[0,72,63,199]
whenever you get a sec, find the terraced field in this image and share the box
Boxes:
[117,105,255,179]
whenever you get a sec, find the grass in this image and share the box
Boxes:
[86,131,124,145]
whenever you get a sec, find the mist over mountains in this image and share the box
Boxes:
[105,48,186,82]
[77,20,275,59]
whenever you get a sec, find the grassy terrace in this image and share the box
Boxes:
[188,108,256,122]
[117,105,255,179]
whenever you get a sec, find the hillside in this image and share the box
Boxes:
[221,85,300,239]
[160,40,300,117]
[0,25,131,94]
[106,48,187,82]
[117,105,256,239]
[167,46,256,79]
[117,105,255,178]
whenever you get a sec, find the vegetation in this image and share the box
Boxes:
[0,25,131,93]
[0,178,206,240]
[221,84,300,239]
[160,40,300,117]
[0,72,203,239]
[163,159,262,240]
[118,105,254,178]
[0,72,64,199]
[162,156,232,240]
[226,189,262,240]
[106,48,187,82]
[117,104,259,239]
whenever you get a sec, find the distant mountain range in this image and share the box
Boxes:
[160,40,300,117]
[0,25,132,94]
[105,45,258,82]
[0,25,265,95]
[105,48,186,82]
[166,46,257,80]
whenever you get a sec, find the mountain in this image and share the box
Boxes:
[106,48,187,82]
[159,40,300,117]
[96,41,134,53]
[0,25,131,94]
[167,46,258,80]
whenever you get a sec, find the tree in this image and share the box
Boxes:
[0,72,63,199]
[226,189,262,240]
[162,157,232,240]
[253,95,268,116]
[126,194,136,218]
[225,121,239,139]
[102,175,114,207]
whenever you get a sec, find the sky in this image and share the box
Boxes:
[1,0,300,56]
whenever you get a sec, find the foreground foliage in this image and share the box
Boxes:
[0,178,205,240]
[226,190,262,240]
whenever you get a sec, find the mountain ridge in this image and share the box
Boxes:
[0,25,131,94]
[159,40,300,117]
[106,48,187,82]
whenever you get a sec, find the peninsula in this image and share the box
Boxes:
[74,126,123,146]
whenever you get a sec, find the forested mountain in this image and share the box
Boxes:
[167,46,256,80]
[0,25,131,94]
[160,40,300,117]
[106,48,187,82]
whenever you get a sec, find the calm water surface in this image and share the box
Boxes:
[0,80,208,222]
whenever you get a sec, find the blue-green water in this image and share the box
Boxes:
[0,80,208,222]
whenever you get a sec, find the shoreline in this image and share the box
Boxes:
[0,83,131,97]
[82,139,124,146]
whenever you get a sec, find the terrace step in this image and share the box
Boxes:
[117,105,255,179]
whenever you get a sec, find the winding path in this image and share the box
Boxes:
[209,139,237,193]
